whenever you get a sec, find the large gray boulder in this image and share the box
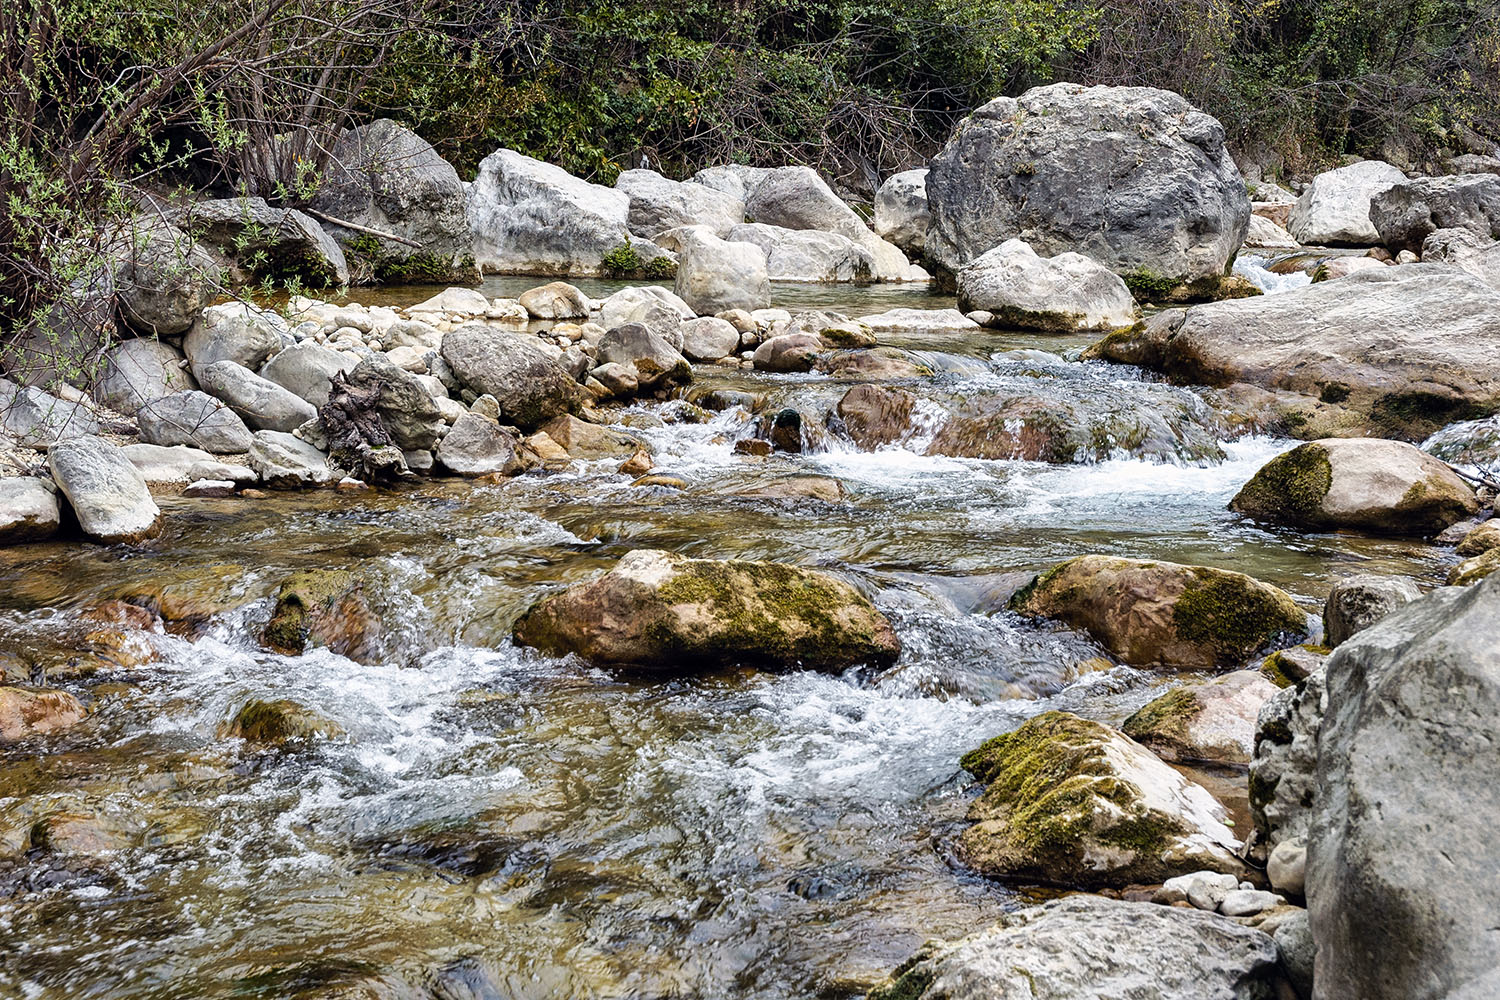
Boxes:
[164,196,349,287]
[956,239,1140,332]
[196,360,318,432]
[686,164,774,203]
[673,230,771,314]
[1370,173,1500,253]
[247,430,340,488]
[112,220,219,336]
[926,84,1250,294]
[439,323,583,429]
[726,223,876,282]
[1421,227,1500,290]
[0,268,116,392]
[258,341,353,408]
[873,168,930,256]
[136,390,255,453]
[92,338,197,416]
[120,443,219,484]
[614,168,743,238]
[744,166,915,280]
[182,302,286,379]
[867,895,1283,1000]
[596,285,695,331]
[0,477,61,545]
[1288,161,1406,246]
[1308,574,1500,1000]
[467,149,667,276]
[1086,265,1500,440]
[0,379,100,447]
[435,413,525,476]
[597,323,690,390]
[1322,574,1421,647]
[47,436,162,543]
[309,118,477,284]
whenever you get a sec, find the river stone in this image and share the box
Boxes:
[596,323,690,390]
[873,168,930,256]
[137,390,254,453]
[743,166,914,281]
[310,118,477,284]
[958,711,1243,887]
[1122,670,1278,764]
[183,302,286,378]
[856,308,979,335]
[926,84,1249,294]
[345,354,444,451]
[868,895,1282,1000]
[1247,668,1326,863]
[410,286,490,315]
[1229,438,1477,535]
[262,568,381,663]
[0,477,60,545]
[0,379,100,447]
[221,698,343,746]
[674,230,771,314]
[677,317,740,362]
[615,168,744,238]
[1322,573,1422,647]
[0,686,86,741]
[197,360,318,433]
[687,164,774,203]
[259,341,354,408]
[113,219,219,336]
[1273,909,1315,999]
[435,413,525,476]
[165,196,349,286]
[1457,519,1500,556]
[956,239,1141,332]
[1011,555,1308,669]
[248,430,340,489]
[836,384,916,448]
[440,323,584,430]
[1370,173,1500,253]
[725,223,877,283]
[47,436,162,543]
[0,266,115,392]
[597,286,696,331]
[1267,836,1308,898]
[1086,265,1500,440]
[752,333,822,373]
[1449,546,1500,585]
[120,443,217,484]
[513,548,901,671]
[539,415,641,459]
[1244,214,1299,248]
[93,338,197,416]
[519,281,590,320]
[1289,160,1406,246]
[1308,574,1500,1000]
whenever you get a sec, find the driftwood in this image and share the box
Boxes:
[302,208,423,249]
[319,369,410,483]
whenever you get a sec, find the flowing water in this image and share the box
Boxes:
[0,280,1455,1000]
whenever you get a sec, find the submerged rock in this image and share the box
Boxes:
[1309,573,1500,1000]
[1229,438,1477,535]
[48,436,162,543]
[220,698,343,746]
[1122,670,1279,764]
[868,895,1282,1000]
[512,549,900,671]
[1322,574,1422,647]
[1010,555,1308,669]
[0,686,86,741]
[958,711,1243,887]
[956,239,1140,332]
[261,569,381,663]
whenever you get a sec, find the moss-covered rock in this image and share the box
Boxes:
[1260,644,1329,688]
[219,698,343,747]
[262,569,382,663]
[957,711,1242,888]
[512,549,900,671]
[1009,555,1308,669]
[1448,546,1500,586]
[1230,438,1477,535]
[1122,670,1278,764]
[114,563,253,630]
[1456,519,1500,557]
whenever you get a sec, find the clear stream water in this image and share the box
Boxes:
[0,275,1452,1000]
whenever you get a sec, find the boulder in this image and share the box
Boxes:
[673,230,771,314]
[926,84,1249,294]
[409,286,490,315]
[873,168,930,256]
[1289,160,1406,246]
[1322,574,1422,647]
[259,341,355,408]
[1308,574,1500,1000]
[867,895,1282,1000]
[957,239,1140,331]
[1274,909,1315,998]
[435,413,526,476]
[751,333,822,373]
[1244,214,1299,249]
[512,548,901,671]
[247,430,340,488]
[0,477,60,545]
[468,148,662,275]
[182,302,286,378]
[614,168,744,238]
[0,379,100,446]
[958,711,1243,887]
[220,698,343,746]
[92,338,197,416]
[119,443,218,484]
[0,686,86,741]
[136,391,254,453]
[309,118,477,283]
[1260,644,1328,688]
[164,196,349,286]
[744,166,915,280]
[596,286,695,331]
[725,223,876,282]
[518,281,590,320]
[1449,547,1500,585]
[1370,173,1500,253]
[1229,438,1477,535]
[439,323,584,429]
[855,308,979,335]
[539,414,641,459]
[113,220,219,336]
[1420,227,1500,290]
[1457,519,1500,556]
[197,360,318,432]
[47,435,162,543]
[686,164,774,203]
[677,317,740,362]
[1122,670,1279,764]
[596,323,690,390]
[1247,668,1325,863]
[262,568,381,662]
[1010,555,1307,668]
[344,354,444,451]
[1085,265,1500,440]
[0,269,116,391]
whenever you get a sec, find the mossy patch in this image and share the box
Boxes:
[220,698,342,746]
[1121,684,1201,746]
[1121,268,1176,301]
[1172,568,1308,663]
[261,569,361,657]
[1229,443,1333,526]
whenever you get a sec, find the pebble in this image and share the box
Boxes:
[336,477,371,492]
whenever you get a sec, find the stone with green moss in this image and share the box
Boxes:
[220,698,343,747]
[262,569,382,663]
[1009,554,1308,669]
[957,711,1242,887]
[1259,644,1329,688]
[1448,546,1500,586]
[1122,670,1278,764]
[512,549,900,671]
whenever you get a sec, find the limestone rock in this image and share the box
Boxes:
[1122,670,1279,764]
[136,390,254,453]
[673,230,771,314]
[259,341,354,408]
[435,412,525,477]
[1370,173,1500,253]
[93,337,197,415]
[182,302,286,378]
[615,168,744,238]
[47,435,162,543]
[1322,574,1422,647]
[726,223,876,282]
[165,196,349,286]
[247,430,340,489]
[0,379,100,447]
[873,168,930,256]
[678,317,741,362]
[956,239,1140,332]
[1289,161,1406,246]
[439,323,584,430]
[1247,669,1326,863]
[197,360,318,433]
[0,477,60,545]
[518,281,590,320]
[596,323,690,390]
